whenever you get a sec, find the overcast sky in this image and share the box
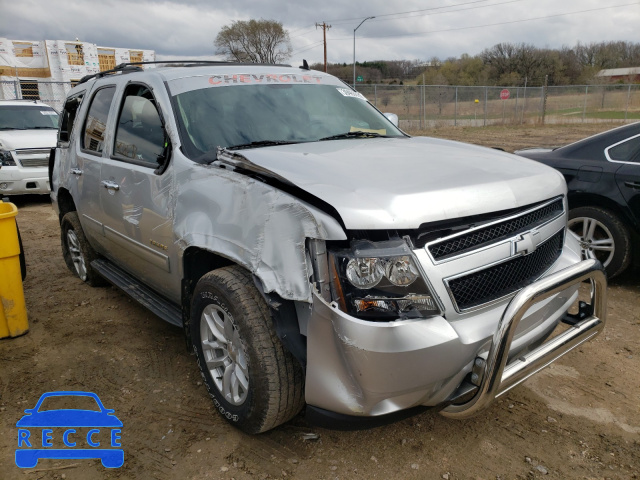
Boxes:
[3,0,639,64]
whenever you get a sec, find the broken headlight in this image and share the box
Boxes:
[0,150,16,167]
[329,240,442,320]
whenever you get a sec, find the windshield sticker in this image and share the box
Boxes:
[208,74,323,86]
[40,111,57,115]
[337,88,367,101]
[350,126,386,135]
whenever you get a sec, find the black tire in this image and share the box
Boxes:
[568,206,631,279]
[60,212,107,286]
[191,266,304,434]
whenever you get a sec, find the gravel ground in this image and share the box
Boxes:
[1,123,638,480]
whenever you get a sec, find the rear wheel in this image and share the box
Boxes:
[568,206,631,278]
[60,212,106,286]
[191,265,304,434]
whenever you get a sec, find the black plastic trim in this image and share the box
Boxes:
[91,258,182,327]
[252,277,307,369]
[305,405,434,431]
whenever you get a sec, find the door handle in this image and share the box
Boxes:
[624,181,640,190]
[71,168,82,176]
[101,180,120,191]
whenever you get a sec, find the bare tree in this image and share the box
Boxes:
[214,19,292,64]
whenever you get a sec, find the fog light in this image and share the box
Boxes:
[0,183,8,190]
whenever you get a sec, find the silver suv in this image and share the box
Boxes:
[50,62,607,433]
[0,100,58,195]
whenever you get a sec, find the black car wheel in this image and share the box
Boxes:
[568,206,631,278]
[191,265,304,434]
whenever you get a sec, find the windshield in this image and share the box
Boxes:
[174,83,404,158]
[0,104,59,130]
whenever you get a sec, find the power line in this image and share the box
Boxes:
[359,0,527,25]
[288,0,526,42]
[324,0,495,24]
[288,24,316,35]
[329,2,638,41]
[290,41,324,56]
[290,27,320,39]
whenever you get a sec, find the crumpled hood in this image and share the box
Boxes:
[0,130,57,151]
[237,136,567,230]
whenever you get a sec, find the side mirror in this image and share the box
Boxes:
[384,113,399,127]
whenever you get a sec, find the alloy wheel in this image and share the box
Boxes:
[567,216,615,268]
[66,229,88,280]
[200,304,249,406]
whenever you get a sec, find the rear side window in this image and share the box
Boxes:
[113,84,164,166]
[607,135,640,163]
[58,93,84,143]
[82,87,116,154]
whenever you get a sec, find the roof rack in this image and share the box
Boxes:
[77,64,143,85]
[76,60,299,85]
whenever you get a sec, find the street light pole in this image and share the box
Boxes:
[353,16,375,88]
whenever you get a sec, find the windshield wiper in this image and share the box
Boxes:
[226,140,301,150]
[319,131,389,141]
[31,126,58,129]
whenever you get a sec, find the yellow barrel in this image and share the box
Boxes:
[0,201,29,338]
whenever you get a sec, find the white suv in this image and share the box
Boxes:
[0,100,58,195]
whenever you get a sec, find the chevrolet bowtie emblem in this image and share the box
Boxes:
[512,230,540,256]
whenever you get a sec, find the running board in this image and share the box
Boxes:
[91,258,182,328]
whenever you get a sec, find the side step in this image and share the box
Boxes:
[91,259,182,328]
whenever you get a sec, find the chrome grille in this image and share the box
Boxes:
[447,229,565,311]
[428,198,564,261]
[18,157,49,168]
[17,148,51,155]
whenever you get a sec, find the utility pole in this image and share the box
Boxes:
[315,22,331,72]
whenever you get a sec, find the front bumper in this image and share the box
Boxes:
[0,168,50,195]
[304,258,606,418]
[442,258,606,418]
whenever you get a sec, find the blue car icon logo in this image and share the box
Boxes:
[15,391,123,468]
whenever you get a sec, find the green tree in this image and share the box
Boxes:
[214,19,292,63]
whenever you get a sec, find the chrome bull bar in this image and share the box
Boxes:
[442,258,607,419]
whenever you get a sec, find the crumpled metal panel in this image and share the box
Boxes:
[305,289,468,416]
[173,161,346,302]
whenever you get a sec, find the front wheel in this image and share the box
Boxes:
[568,206,631,278]
[191,266,304,434]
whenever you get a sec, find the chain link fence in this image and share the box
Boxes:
[358,84,640,130]
[2,78,639,129]
[1,80,76,112]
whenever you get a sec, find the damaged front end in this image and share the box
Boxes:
[301,232,607,425]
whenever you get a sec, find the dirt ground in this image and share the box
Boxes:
[1,124,639,480]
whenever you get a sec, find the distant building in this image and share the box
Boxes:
[596,67,640,83]
[0,37,155,106]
